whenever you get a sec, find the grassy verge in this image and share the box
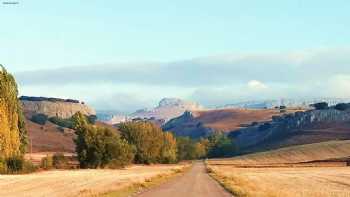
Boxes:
[98,165,191,197]
[205,162,248,197]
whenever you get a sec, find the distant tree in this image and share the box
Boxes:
[176,137,199,160]
[87,115,97,124]
[310,102,328,110]
[49,116,74,129]
[335,103,350,111]
[30,114,48,125]
[72,112,134,168]
[160,132,177,163]
[207,132,237,158]
[119,121,164,164]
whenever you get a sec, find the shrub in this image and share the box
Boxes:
[22,160,37,173]
[0,156,36,174]
[311,102,328,110]
[0,158,7,174]
[49,117,74,129]
[30,113,48,125]
[40,155,53,170]
[335,103,350,111]
[52,153,68,169]
[6,156,24,173]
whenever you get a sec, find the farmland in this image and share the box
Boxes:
[0,164,186,197]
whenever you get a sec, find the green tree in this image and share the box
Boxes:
[176,137,206,160]
[119,121,164,164]
[207,132,236,158]
[72,112,134,168]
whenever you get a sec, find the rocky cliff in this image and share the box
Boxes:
[130,98,204,123]
[20,97,96,119]
[232,108,350,150]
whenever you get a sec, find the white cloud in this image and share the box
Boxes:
[247,80,268,90]
[13,47,350,111]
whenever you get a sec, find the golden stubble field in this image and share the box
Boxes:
[208,165,350,197]
[207,141,350,197]
[0,164,186,197]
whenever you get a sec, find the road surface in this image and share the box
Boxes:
[138,162,232,197]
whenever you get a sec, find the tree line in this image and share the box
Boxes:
[72,112,237,168]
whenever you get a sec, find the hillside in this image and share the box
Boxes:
[25,119,75,153]
[232,108,350,152]
[25,118,119,153]
[163,108,295,138]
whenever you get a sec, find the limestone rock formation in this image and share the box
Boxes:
[232,108,350,150]
[130,98,204,123]
[20,96,96,119]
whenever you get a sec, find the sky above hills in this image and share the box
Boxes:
[2,0,350,112]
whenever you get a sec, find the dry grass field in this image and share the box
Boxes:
[208,165,350,197]
[0,164,186,197]
[207,140,350,197]
[210,140,350,166]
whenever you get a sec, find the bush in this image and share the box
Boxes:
[49,117,74,129]
[0,158,7,174]
[30,113,48,125]
[335,103,350,111]
[311,102,328,110]
[52,153,68,169]
[41,155,53,170]
[6,156,24,173]
[0,156,37,174]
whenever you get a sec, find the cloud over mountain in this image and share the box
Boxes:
[14,48,350,111]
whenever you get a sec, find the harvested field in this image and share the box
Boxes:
[208,165,350,197]
[209,140,350,166]
[208,140,350,196]
[0,164,186,197]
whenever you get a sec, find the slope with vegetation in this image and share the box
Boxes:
[163,108,291,138]
[231,104,350,152]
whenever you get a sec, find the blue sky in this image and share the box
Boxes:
[2,0,350,112]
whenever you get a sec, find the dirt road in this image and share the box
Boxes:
[138,162,232,197]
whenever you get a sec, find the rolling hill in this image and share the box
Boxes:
[163,108,299,138]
